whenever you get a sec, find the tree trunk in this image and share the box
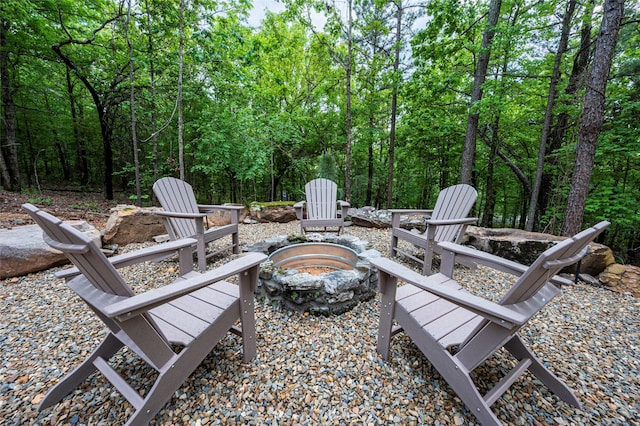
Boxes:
[525,0,576,231]
[481,122,498,227]
[540,1,594,222]
[144,0,160,192]
[0,20,20,191]
[344,0,353,202]
[460,0,502,185]
[178,0,186,180]
[562,0,624,236]
[66,68,89,186]
[366,116,374,206]
[52,12,124,200]
[52,44,116,199]
[126,0,142,205]
[43,93,71,181]
[386,0,402,209]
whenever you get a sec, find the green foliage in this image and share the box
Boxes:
[27,197,51,205]
[318,151,338,181]
[70,202,99,211]
[128,194,150,201]
[3,0,639,263]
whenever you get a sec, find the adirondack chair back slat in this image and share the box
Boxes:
[390,184,478,274]
[153,177,241,270]
[431,184,478,243]
[22,203,264,424]
[23,204,133,297]
[456,221,609,370]
[376,220,609,425]
[501,220,609,304]
[294,178,349,234]
[306,178,338,220]
[153,177,199,238]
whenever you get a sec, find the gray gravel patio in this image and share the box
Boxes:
[1,222,638,425]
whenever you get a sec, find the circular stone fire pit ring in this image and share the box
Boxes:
[245,234,381,315]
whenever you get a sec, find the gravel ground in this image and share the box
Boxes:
[1,222,639,425]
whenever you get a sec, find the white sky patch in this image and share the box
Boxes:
[247,0,286,27]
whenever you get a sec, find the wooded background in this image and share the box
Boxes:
[0,0,638,264]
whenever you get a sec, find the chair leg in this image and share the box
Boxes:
[196,236,207,271]
[39,333,123,410]
[504,335,581,407]
[439,357,504,426]
[376,271,398,361]
[232,230,240,255]
[402,320,503,425]
[125,326,243,426]
[422,241,434,275]
[239,269,257,362]
[390,233,398,258]
[123,353,196,426]
[194,220,207,271]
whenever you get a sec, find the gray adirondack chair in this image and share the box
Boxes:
[390,184,478,275]
[153,177,243,271]
[294,178,350,234]
[373,220,610,425]
[22,203,266,426]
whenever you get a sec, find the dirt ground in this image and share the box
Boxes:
[0,189,130,230]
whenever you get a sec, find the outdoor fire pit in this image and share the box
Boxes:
[245,234,381,315]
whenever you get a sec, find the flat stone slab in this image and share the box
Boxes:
[0,221,100,279]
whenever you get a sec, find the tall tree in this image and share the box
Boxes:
[144,0,160,189]
[51,6,127,200]
[177,0,186,180]
[126,0,142,205]
[525,0,577,231]
[460,0,502,185]
[344,0,354,202]
[563,0,625,236]
[0,19,20,190]
[539,1,595,229]
[386,0,402,209]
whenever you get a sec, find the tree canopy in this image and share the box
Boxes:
[1,0,638,263]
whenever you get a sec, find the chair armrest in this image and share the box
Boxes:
[197,204,244,212]
[437,241,572,287]
[371,257,527,328]
[338,200,350,218]
[293,201,305,220]
[437,241,532,276]
[390,209,434,227]
[55,238,198,281]
[425,217,478,226]
[197,204,242,224]
[389,209,434,215]
[104,252,268,321]
[155,210,207,219]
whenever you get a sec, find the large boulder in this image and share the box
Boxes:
[347,207,427,231]
[349,207,392,229]
[249,202,297,223]
[102,205,166,245]
[0,221,100,279]
[598,264,640,297]
[206,204,248,226]
[462,226,614,276]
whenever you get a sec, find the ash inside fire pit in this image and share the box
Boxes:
[245,234,381,315]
